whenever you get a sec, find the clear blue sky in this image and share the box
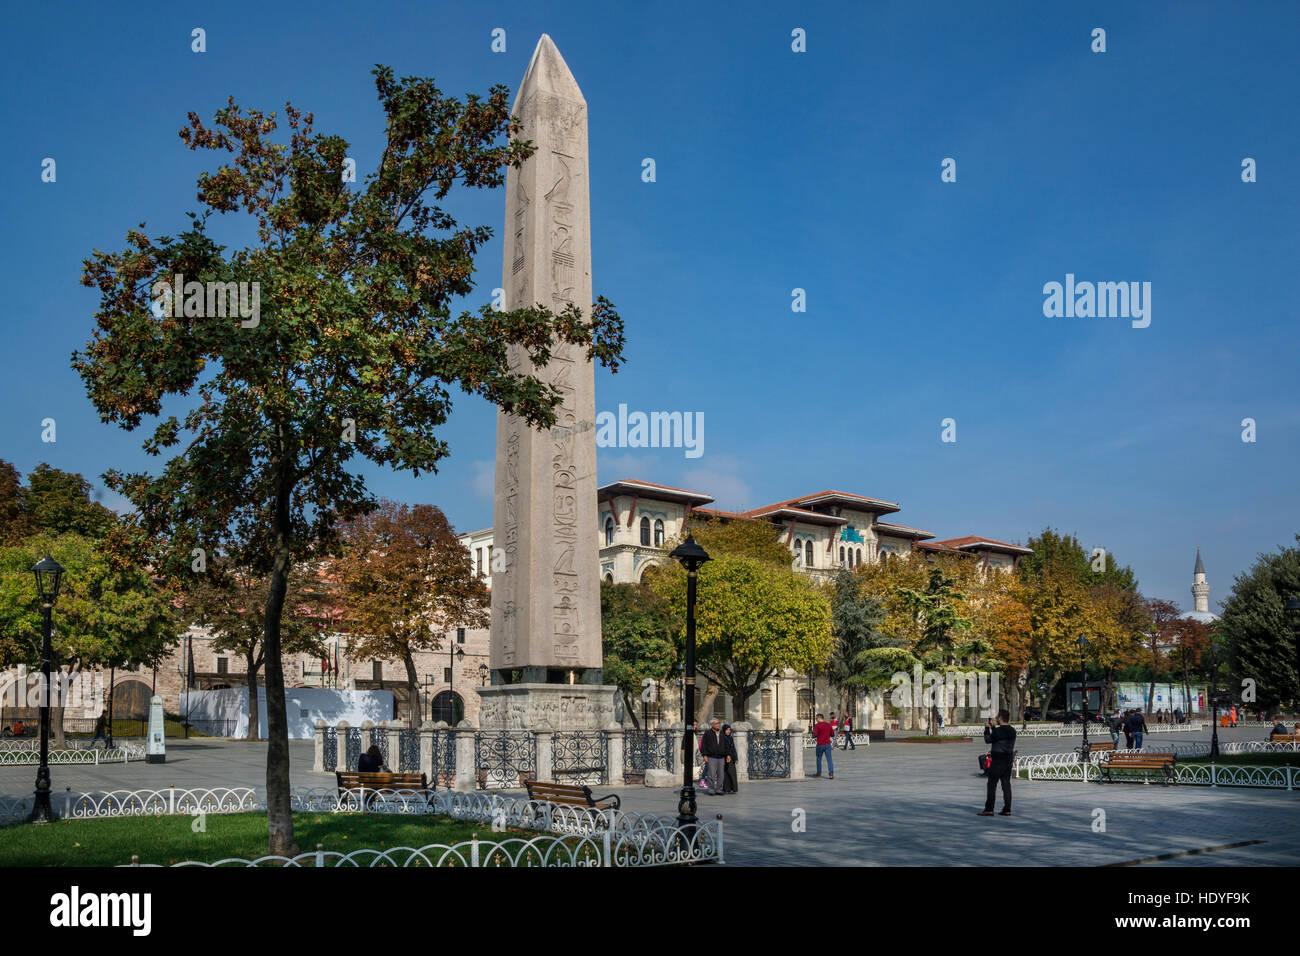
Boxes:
[3,1,1298,613]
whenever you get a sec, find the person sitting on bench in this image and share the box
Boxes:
[358,744,389,773]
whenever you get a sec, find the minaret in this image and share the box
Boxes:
[1191,547,1210,615]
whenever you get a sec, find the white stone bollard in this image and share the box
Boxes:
[605,723,625,786]
[312,719,327,773]
[385,720,404,772]
[732,721,751,783]
[337,721,351,772]
[534,725,554,784]
[786,721,806,780]
[454,719,477,792]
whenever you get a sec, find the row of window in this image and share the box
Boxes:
[604,515,665,547]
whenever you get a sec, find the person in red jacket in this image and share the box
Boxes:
[812,714,835,779]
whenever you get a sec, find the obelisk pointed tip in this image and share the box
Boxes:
[520,33,584,103]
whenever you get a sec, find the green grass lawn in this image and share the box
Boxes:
[0,812,553,867]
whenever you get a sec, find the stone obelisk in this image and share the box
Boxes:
[479,35,614,731]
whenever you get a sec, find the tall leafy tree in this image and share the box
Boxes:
[72,71,624,855]
[647,555,832,723]
[1218,538,1300,712]
[825,570,891,713]
[334,501,488,729]
[600,581,678,728]
[0,533,177,744]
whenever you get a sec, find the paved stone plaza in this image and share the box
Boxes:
[2,727,1295,866]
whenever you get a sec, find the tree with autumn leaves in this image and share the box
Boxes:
[333,501,488,729]
[73,69,624,856]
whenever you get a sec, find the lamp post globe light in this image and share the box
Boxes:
[668,535,710,837]
[30,555,65,824]
[1018,673,1027,730]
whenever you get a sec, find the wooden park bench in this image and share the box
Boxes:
[1099,751,1176,784]
[524,780,621,812]
[335,771,432,808]
[1077,740,1115,759]
[1269,733,1297,744]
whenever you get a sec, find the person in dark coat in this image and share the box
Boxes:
[978,709,1017,816]
[1122,710,1134,750]
[721,724,739,793]
[358,744,388,773]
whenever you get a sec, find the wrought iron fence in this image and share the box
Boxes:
[623,730,676,777]
[368,725,389,766]
[323,727,339,772]
[432,729,456,788]
[475,731,536,789]
[552,732,607,785]
[398,729,419,773]
[747,731,790,779]
[344,728,361,772]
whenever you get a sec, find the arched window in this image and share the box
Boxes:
[430,690,464,725]
[792,538,802,564]
[804,540,814,569]
[856,548,863,567]
[604,572,614,584]
[840,546,846,565]
[604,516,615,546]
[639,516,651,546]
[653,519,664,547]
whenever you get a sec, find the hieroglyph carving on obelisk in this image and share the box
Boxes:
[491,35,601,676]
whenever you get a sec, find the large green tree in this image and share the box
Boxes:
[1218,538,1300,713]
[72,70,624,855]
[825,569,891,713]
[600,581,678,728]
[334,501,489,729]
[0,533,177,744]
[0,460,116,545]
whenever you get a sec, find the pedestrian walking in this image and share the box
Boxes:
[840,712,856,750]
[721,723,739,793]
[812,713,835,779]
[978,709,1016,816]
[1106,710,1121,748]
[1229,705,1237,728]
[701,718,728,795]
[1130,709,1147,750]
[1122,710,1134,750]
[91,712,109,749]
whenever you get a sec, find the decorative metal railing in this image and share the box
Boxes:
[0,742,145,766]
[1223,741,1300,753]
[123,819,723,868]
[475,731,537,789]
[3,784,725,865]
[397,730,419,772]
[939,722,1207,738]
[747,731,790,778]
[431,729,455,788]
[368,725,389,765]
[344,727,361,772]
[552,732,607,785]
[323,727,338,772]
[1013,750,1299,790]
[624,730,676,775]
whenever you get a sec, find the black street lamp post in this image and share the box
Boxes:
[1207,633,1224,758]
[1076,635,1091,757]
[30,556,64,824]
[669,535,710,840]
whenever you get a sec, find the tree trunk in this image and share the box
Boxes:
[262,444,298,858]
[623,690,641,729]
[245,651,261,741]
[696,684,718,725]
[1040,671,1062,722]
[402,645,419,730]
